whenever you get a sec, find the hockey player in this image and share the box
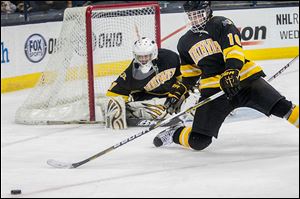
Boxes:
[153,1,299,150]
[106,37,184,121]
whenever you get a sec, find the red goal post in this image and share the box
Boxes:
[85,2,161,121]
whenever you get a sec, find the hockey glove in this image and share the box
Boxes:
[165,82,189,114]
[220,69,241,98]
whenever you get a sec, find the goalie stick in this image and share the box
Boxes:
[47,91,225,169]
[46,118,181,127]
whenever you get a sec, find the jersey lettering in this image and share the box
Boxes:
[188,38,222,64]
[144,68,176,91]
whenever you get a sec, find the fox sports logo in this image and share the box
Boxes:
[24,34,47,63]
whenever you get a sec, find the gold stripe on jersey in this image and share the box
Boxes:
[106,91,129,102]
[179,127,192,148]
[181,64,202,77]
[188,39,222,64]
[223,45,245,63]
[200,61,263,90]
[288,105,299,128]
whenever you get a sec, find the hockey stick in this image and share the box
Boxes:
[47,56,299,168]
[267,55,299,82]
[46,120,105,125]
[47,91,225,169]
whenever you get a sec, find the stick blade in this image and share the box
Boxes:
[47,159,73,169]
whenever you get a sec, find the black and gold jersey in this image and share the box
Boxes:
[177,16,265,92]
[106,48,181,102]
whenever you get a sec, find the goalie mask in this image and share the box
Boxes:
[133,37,158,74]
[184,1,212,33]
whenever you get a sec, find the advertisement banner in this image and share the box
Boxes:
[1,7,299,92]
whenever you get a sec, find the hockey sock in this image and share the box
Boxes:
[173,127,213,150]
[173,127,192,148]
[285,105,299,128]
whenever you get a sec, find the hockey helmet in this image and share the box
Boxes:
[132,37,158,74]
[183,1,212,32]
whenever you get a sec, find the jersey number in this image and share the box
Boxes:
[227,33,242,46]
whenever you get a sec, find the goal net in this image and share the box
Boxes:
[15,2,161,124]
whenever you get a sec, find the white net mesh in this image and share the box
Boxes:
[15,4,159,124]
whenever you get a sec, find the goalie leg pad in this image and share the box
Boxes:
[105,97,127,129]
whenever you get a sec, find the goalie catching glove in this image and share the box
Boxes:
[220,69,241,98]
[165,82,190,114]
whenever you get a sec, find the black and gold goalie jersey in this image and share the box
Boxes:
[178,16,266,93]
[106,49,181,102]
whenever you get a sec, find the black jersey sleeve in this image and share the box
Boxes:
[106,62,133,102]
[215,17,245,71]
[174,55,182,79]
[159,49,182,78]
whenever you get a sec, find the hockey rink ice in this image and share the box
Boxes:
[1,59,299,198]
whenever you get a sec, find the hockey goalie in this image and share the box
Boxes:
[106,37,191,129]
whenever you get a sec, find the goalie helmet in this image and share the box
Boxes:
[132,37,158,74]
[183,1,212,33]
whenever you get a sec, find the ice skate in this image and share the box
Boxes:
[153,124,183,147]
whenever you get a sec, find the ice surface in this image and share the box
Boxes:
[1,59,299,198]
